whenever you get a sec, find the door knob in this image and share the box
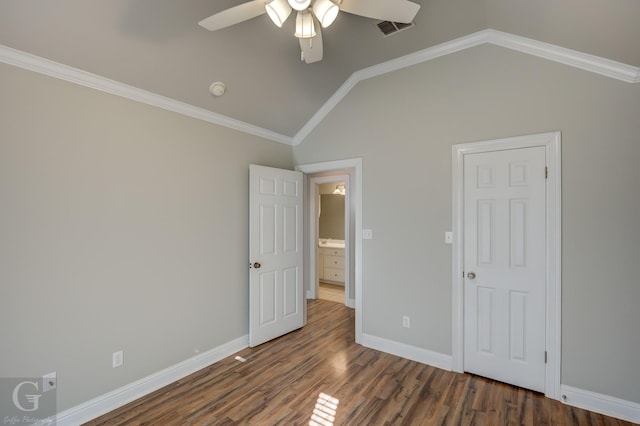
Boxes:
[253,262,261,269]
[467,272,476,280]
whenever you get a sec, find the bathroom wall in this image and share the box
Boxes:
[319,194,345,240]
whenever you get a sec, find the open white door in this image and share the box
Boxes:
[249,165,304,347]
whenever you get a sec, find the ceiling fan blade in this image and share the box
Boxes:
[299,26,323,64]
[339,0,420,23]
[198,1,266,31]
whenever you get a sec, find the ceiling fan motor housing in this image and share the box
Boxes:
[288,0,311,11]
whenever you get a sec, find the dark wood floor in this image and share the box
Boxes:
[86,300,634,425]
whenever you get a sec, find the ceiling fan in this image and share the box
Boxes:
[198,0,421,64]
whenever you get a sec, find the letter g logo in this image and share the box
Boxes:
[12,380,42,412]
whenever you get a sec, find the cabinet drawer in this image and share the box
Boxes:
[323,267,345,283]
[324,255,344,269]
[319,247,344,257]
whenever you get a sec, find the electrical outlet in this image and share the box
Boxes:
[402,316,410,328]
[112,350,123,368]
[42,372,57,392]
[363,229,373,240]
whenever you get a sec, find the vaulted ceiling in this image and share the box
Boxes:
[1,0,639,140]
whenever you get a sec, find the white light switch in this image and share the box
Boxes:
[445,231,453,244]
[363,229,373,240]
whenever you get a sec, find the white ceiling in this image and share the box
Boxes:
[1,0,639,139]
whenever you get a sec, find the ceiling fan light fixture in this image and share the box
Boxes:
[312,0,339,28]
[265,0,291,28]
[294,10,316,38]
[287,0,311,11]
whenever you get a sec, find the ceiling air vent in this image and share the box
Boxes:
[376,20,415,37]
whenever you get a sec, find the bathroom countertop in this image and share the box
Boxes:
[318,239,345,249]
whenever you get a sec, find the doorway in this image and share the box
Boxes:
[297,158,363,344]
[314,176,349,306]
[451,132,561,399]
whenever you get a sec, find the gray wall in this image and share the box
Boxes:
[293,45,640,403]
[2,39,639,415]
[0,63,293,411]
[319,194,345,240]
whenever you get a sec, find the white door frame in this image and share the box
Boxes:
[296,158,363,344]
[451,132,562,400]
[309,174,351,307]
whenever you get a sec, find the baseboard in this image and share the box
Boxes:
[361,333,452,372]
[53,335,248,426]
[560,385,640,423]
[42,335,640,425]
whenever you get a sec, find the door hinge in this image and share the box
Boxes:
[545,167,548,179]
[544,351,548,364]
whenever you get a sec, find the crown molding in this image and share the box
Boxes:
[291,29,640,145]
[2,28,638,147]
[486,30,640,84]
[0,45,294,145]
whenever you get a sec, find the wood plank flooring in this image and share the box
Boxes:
[85,300,635,425]
[319,282,345,304]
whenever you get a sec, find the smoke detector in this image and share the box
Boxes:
[209,82,226,97]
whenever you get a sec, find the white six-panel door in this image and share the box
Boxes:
[249,165,303,347]
[463,147,546,392]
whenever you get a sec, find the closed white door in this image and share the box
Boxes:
[249,165,304,347]
[463,147,546,392]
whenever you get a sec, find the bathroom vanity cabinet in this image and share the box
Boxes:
[319,247,344,285]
